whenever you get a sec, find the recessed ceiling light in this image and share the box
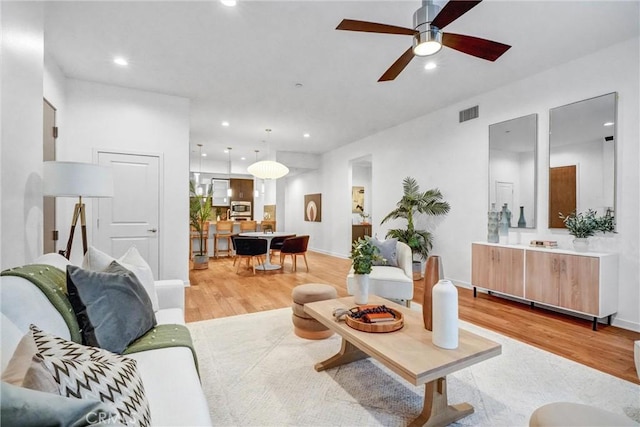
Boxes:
[424,62,437,70]
[221,121,230,127]
[303,133,310,138]
[201,153,207,157]
[220,0,237,6]
[223,149,229,153]
[603,122,614,127]
[241,157,246,160]
[114,57,128,66]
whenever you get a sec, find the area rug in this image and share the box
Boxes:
[187,308,640,426]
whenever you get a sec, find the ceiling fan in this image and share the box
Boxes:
[336,0,511,82]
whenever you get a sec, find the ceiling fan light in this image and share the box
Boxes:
[248,160,289,180]
[413,27,443,56]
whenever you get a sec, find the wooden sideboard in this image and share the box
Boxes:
[352,224,372,244]
[471,242,618,330]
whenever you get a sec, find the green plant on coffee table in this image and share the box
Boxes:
[558,209,615,238]
[350,237,383,275]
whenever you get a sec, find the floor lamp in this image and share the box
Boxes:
[43,161,114,259]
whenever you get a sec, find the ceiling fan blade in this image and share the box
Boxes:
[378,47,415,82]
[431,1,482,30]
[336,19,416,36]
[442,32,511,61]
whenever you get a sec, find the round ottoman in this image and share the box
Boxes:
[292,283,337,340]
[529,402,637,427]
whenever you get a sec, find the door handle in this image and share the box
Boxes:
[148,228,158,233]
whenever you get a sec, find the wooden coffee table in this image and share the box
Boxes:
[304,295,502,427]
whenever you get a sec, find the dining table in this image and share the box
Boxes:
[239,231,295,270]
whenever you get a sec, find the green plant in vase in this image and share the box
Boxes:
[190,180,213,268]
[559,209,615,251]
[380,177,450,278]
[350,237,383,304]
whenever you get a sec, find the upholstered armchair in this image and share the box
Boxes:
[346,240,414,306]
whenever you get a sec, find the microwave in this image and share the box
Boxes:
[230,201,251,218]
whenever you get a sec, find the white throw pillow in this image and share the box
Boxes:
[24,325,151,427]
[33,253,72,272]
[82,246,159,312]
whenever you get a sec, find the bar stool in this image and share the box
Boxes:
[214,221,233,258]
[260,220,276,232]
[240,220,257,233]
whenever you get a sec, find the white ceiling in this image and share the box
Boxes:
[43,0,639,166]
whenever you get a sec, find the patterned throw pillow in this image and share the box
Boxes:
[371,237,399,266]
[24,325,151,427]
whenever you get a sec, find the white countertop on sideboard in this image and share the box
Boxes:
[472,242,616,258]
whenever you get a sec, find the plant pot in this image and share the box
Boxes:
[572,238,589,252]
[412,260,424,280]
[192,254,209,270]
[353,274,369,305]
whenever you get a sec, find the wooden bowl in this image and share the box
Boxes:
[345,305,404,333]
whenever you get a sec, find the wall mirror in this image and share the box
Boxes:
[489,113,538,229]
[548,92,617,228]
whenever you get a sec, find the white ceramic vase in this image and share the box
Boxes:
[354,274,369,305]
[573,238,589,252]
[432,279,459,349]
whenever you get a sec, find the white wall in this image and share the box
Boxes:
[58,80,190,283]
[1,2,44,269]
[285,37,640,331]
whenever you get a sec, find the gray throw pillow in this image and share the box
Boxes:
[371,238,398,267]
[1,382,123,427]
[67,262,156,354]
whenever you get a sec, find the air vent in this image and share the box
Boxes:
[604,136,614,142]
[459,105,479,123]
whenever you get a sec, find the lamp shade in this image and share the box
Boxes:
[43,161,114,198]
[247,160,289,180]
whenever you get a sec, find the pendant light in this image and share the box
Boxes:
[247,129,289,180]
[253,150,260,198]
[194,144,203,196]
[226,147,233,198]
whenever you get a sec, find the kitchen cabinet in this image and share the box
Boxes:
[212,179,230,206]
[230,179,253,202]
[471,242,617,330]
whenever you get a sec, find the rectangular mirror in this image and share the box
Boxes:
[489,113,538,229]
[548,93,617,228]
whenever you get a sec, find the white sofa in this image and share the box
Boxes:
[1,254,212,426]
[346,240,414,305]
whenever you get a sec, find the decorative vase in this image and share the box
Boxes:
[422,255,443,331]
[499,207,509,245]
[412,260,424,280]
[518,206,526,228]
[431,279,459,349]
[573,238,589,252]
[487,203,499,243]
[502,203,512,227]
[354,274,370,304]
[193,254,209,270]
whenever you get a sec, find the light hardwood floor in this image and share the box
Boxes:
[186,250,640,385]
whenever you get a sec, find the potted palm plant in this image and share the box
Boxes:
[190,180,213,269]
[559,209,615,252]
[381,177,451,279]
[350,237,382,304]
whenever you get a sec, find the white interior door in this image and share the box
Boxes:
[495,181,514,213]
[96,152,160,277]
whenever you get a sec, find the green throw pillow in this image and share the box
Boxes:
[67,262,156,354]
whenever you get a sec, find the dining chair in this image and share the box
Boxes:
[214,221,234,258]
[269,234,296,258]
[239,220,257,233]
[279,235,310,272]
[234,237,268,274]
